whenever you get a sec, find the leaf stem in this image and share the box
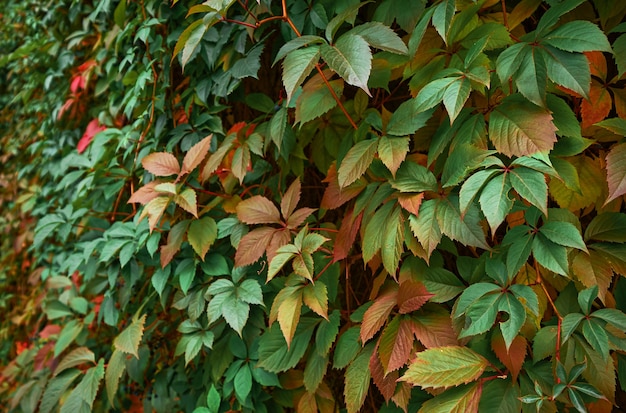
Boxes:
[535,260,563,378]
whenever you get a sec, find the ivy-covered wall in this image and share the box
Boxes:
[2,0,626,412]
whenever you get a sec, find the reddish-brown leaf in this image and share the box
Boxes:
[582,81,612,129]
[491,333,526,382]
[297,391,318,413]
[286,207,316,229]
[266,228,291,264]
[128,181,162,205]
[611,87,626,119]
[397,280,434,314]
[281,179,301,220]
[321,163,365,209]
[411,308,459,348]
[160,221,190,268]
[142,152,181,177]
[588,399,613,413]
[391,382,412,413]
[360,288,398,343]
[333,209,363,262]
[585,51,607,79]
[234,227,277,267]
[378,317,414,373]
[181,134,212,176]
[605,143,626,205]
[370,345,398,401]
[236,195,281,225]
[397,193,424,215]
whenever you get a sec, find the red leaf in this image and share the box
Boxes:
[491,333,526,382]
[77,119,106,153]
[321,163,365,209]
[142,152,181,176]
[411,308,459,348]
[360,288,398,343]
[378,317,415,373]
[236,195,281,225]
[70,75,85,93]
[128,181,162,205]
[234,227,277,267]
[333,209,363,262]
[370,345,398,401]
[397,280,434,314]
[582,81,612,129]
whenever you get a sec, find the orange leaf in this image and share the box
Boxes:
[281,179,302,219]
[585,51,607,80]
[411,308,459,348]
[360,288,398,343]
[605,143,626,204]
[611,87,626,119]
[378,316,415,373]
[181,134,212,176]
[582,81,612,129]
[142,152,181,177]
[397,280,433,314]
[234,227,277,267]
[333,209,363,262]
[286,207,316,229]
[321,163,365,209]
[491,333,526,382]
[128,181,162,205]
[397,193,424,215]
[236,195,281,225]
[266,228,291,264]
[370,345,398,401]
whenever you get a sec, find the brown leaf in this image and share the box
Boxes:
[321,163,365,209]
[281,179,301,220]
[234,227,276,267]
[605,142,626,205]
[286,207,316,229]
[160,221,190,268]
[582,81,612,129]
[142,152,181,177]
[491,333,526,382]
[181,134,212,176]
[378,317,415,373]
[585,51,607,80]
[266,228,291,264]
[297,391,318,413]
[391,382,412,413]
[370,345,398,401]
[397,280,434,314]
[236,195,281,225]
[397,193,424,215]
[360,288,398,343]
[411,307,459,348]
[611,87,626,119]
[128,181,162,205]
[333,209,363,262]
[572,250,613,303]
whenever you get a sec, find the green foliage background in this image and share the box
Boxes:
[2,0,626,412]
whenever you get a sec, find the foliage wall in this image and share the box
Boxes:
[3,0,626,412]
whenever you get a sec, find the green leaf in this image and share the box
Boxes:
[443,77,471,123]
[533,326,557,362]
[498,293,527,349]
[454,282,502,317]
[304,350,328,393]
[437,196,490,251]
[295,75,343,124]
[386,100,433,136]
[390,161,437,193]
[187,217,217,260]
[592,308,626,331]
[338,139,379,188]
[547,94,582,138]
[614,33,626,77]
[459,169,502,215]
[344,344,374,413]
[316,310,341,356]
[478,379,521,413]
[479,173,513,235]
[442,145,496,188]
[234,363,252,402]
[460,293,500,338]
[230,44,264,79]
[325,1,367,42]
[509,167,548,216]
[489,94,557,157]
[54,320,83,357]
[582,319,609,360]
[59,359,105,413]
[346,22,408,54]
[543,46,590,99]
[282,46,320,103]
[334,326,362,369]
[378,136,409,177]
[409,199,442,260]
[40,370,82,413]
[113,314,146,358]
[321,34,372,95]
[532,233,569,276]
[496,42,527,87]
[267,251,296,281]
[237,279,264,306]
[516,45,548,107]
[535,0,586,36]
[400,346,489,388]
[258,320,316,372]
[174,17,218,71]
[221,298,249,337]
[543,21,612,53]
[414,77,459,113]
[562,313,585,343]
[539,221,587,252]
[418,383,482,413]
[175,187,198,217]
[273,35,326,64]
[54,347,95,377]
[432,0,456,45]
[605,143,626,205]
[505,230,533,278]
[380,204,404,275]
[207,384,221,413]
[105,349,126,406]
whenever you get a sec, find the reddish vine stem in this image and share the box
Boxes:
[501,0,509,30]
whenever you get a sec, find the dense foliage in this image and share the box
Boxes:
[3,0,626,411]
